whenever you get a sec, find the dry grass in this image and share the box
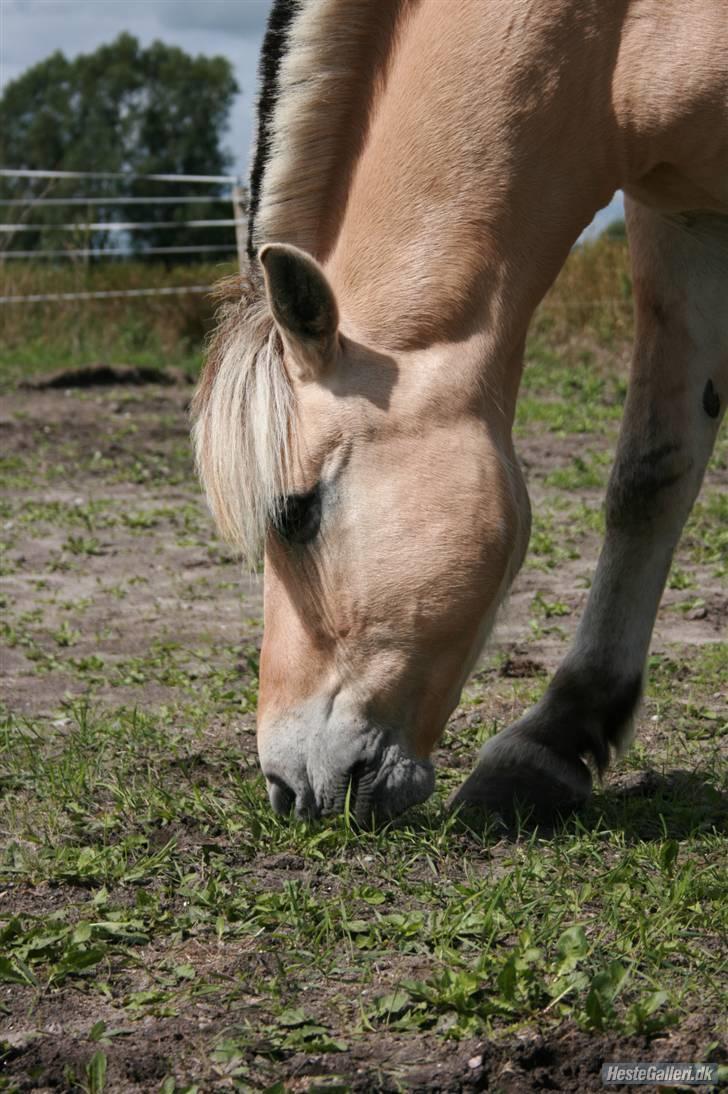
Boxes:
[534,234,634,354]
[0,259,239,387]
[0,235,632,391]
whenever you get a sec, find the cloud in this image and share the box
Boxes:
[156,0,271,37]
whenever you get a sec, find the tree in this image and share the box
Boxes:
[0,34,240,260]
[604,218,626,241]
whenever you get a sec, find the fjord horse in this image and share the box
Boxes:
[193,0,727,822]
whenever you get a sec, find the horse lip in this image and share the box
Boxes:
[353,767,378,824]
[267,742,435,823]
[329,761,377,819]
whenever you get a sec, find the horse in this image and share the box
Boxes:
[192,0,727,824]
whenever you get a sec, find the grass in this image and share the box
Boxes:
[1,236,726,1089]
[0,259,238,390]
[1,686,726,1086]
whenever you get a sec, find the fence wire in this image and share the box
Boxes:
[0,168,245,298]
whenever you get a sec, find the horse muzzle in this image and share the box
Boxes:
[260,717,435,824]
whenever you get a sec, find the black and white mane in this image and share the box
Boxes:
[244,0,405,263]
[247,0,299,260]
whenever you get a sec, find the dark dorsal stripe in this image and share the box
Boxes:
[247,0,300,261]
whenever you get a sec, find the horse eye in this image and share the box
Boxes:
[272,487,321,545]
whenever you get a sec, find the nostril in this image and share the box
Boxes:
[267,776,296,816]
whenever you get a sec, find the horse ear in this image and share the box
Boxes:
[259,243,339,380]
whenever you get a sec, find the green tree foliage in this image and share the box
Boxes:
[604,218,626,241]
[0,34,240,260]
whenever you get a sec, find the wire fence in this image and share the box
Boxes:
[1,219,243,232]
[0,167,246,303]
[0,285,212,304]
[0,196,232,206]
[0,169,632,313]
[0,168,237,183]
[3,245,237,260]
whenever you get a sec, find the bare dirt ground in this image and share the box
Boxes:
[1,379,725,1092]
[1,387,260,722]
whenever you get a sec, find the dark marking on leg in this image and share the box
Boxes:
[606,441,688,530]
[703,379,721,419]
[525,665,643,773]
[647,296,669,327]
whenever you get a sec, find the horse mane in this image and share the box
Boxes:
[193,0,408,563]
[246,0,298,261]
[251,0,407,261]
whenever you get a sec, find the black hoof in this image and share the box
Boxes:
[447,729,592,826]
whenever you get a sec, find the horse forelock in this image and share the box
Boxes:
[192,272,294,566]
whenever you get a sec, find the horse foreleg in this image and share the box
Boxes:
[450,199,727,822]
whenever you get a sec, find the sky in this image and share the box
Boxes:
[0,0,623,227]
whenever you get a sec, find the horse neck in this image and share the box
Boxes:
[326,0,625,405]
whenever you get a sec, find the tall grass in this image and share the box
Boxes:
[0,259,238,387]
[0,235,633,389]
[534,233,634,356]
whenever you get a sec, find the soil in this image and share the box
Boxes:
[4,1017,724,1092]
[21,363,194,389]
